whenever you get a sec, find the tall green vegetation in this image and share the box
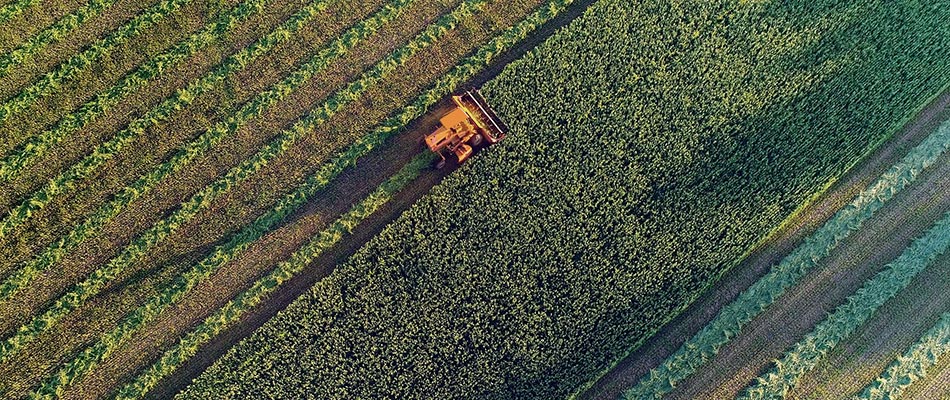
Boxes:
[0,0,384,302]
[118,2,575,395]
[116,155,432,400]
[28,151,432,399]
[182,0,950,397]
[0,0,194,125]
[624,120,950,399]
[0,0,273,181]
[739,212,950,399]
[0,0,483,364]
[0,0,118,77]
[856,312,950,400]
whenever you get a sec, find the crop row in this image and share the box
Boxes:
[857,312,950,400]
[116,154,431,400]
[171,0,950,397]
[0,0,193,125]
[46,2,573,393]
[0,0,272,181]
[0,0,481,364]
[0,0,118,77]
[0,0,38,25]
[739,211,950,399]
[0,0,349,302]
[625,119,950,399]
[176,0,590,397]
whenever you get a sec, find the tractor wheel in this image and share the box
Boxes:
[469,133,483,146]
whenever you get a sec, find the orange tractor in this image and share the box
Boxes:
[424,89,507,169]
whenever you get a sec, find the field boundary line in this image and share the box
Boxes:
[115,154,433,399]
[0,0,39,25]
[111,1,575,396]
[0,0,118,77]
[0,0,483,364]
[0,0,194,125]
[27,151,432,398]
[855,312,950,400]
[0,0,345,301]
[621,119,950,399]
[739,211,950,398]
[0,0,273,182]
[573,79,950,399]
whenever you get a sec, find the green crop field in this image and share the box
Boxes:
[176,0,950,398]
[2,0,950,398]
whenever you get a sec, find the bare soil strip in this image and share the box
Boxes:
[0,0,85,54]
[667,149,950,399]
[579,88,950,400]
[905,355,950,399]
[112,1,601,398]
[0,0,281,272]
[791,253,950,399]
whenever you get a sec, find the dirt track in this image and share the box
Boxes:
[579,88,950,400]
[670,149,950,399]
[790,252,950,399]
[137,0,602,397]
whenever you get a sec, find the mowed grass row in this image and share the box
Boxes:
[0,0,352,302]
[0,0,484,364]
[0,0,272,183]
[43,3,571,394]
[0,0,193,126]
[118,154,433,400]
[9,0,500,390]
[0,0,38,25]
[0,0,118,77]
[739,211,950,399]
[0,3,453,390]
[857,312,950,400]
[623,119,950,399]
[29,153,433,398]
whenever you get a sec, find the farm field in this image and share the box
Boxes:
[0,0,583,397]
[580,86,950,400]
[614,112,950,400]
[179,0,950,398]
[3,0,950,398]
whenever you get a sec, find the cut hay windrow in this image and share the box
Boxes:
[117,1,574,396]
[0,0,194,125]
[0,0,347,302]
[0,0,119,77]
[624,120,950,400]
[28,159,436,400]
[0,0,39,25]
[0,0,274,182]
[855,312,950,400]
[0,0,483,365]
[739,211,950,399]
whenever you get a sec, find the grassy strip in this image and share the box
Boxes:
[113,154,431,400]
[0,0,482,364]
[0,0,347,301]
[116,2,576,396]
[0,0,271,182]
[0,0,193,125]
[624,120,950,399]
[0,0,38,25]
[739,212,950,399]
[856,312,950,400]
[30,0,571,388]
[0,0,118,77]
[30,152,431,398]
